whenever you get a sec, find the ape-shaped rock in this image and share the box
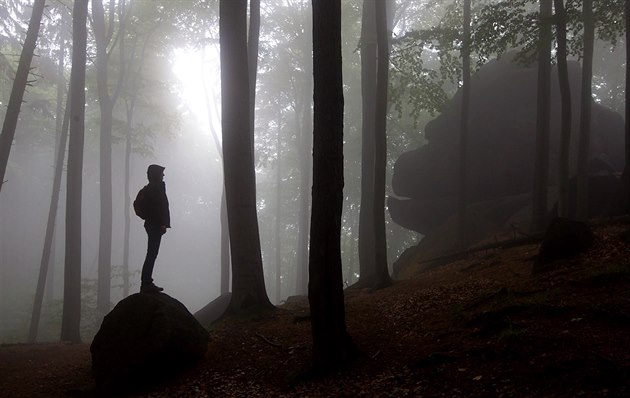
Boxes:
[389,55,624,237]
[90,292,209,391]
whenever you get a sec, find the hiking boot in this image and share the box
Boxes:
[140,282,164,293]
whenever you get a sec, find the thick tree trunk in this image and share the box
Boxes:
[0,0,46,192]
[625,0,630,214]
[576,0,595,221]
[220,0,272,314]
[61,0,89,343]
[358,0,377,286]
[457,0,471,247]
[371,0,392,287]
[309,0,354,371]
[554,0,572,218]
[532,0,552,232]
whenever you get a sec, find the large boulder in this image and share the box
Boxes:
[533,217,594,273]
[90,292,209,391]
[389,54,624,237]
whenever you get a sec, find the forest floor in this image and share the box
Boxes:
[2,221,630,397]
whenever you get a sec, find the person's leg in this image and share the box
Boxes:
[141,224,162,287]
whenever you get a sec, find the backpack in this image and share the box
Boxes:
[133,185,148,220]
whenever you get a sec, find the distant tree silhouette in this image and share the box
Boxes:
[554,0,572,218]
[576,0,595,221]
[61,0,89,343]
[457,0,471,247]
[309,0,354,370]
[29,40,69,343]
[532,0,552,232]
[0,0,46,193]
[219,0,272,314]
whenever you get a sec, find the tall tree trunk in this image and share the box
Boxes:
[358,0,377,286]
[625,0,630,214]
[0,0,46,193]
[275,125,282,304]
[220,0,272,314]
[457,0,471,247]
[370,0,392,287]
[532,0,552,232]
[29,78,70,344]
[61,0,88,343]
[576,0,594,221]
[123,102,133,298]
[309,0,354,371]
[554,0,572,218]
[93,0,113,318]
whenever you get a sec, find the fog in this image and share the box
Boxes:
[0,0,625,343]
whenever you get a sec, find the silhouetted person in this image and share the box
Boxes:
[139,164,170,293]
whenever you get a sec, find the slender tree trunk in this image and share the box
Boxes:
[220,0,272,314]
[554,0,572,218]
[0,0,46,192]
[122,102,132,298]
[61,0,88,344]
[309,0,353,371]
[29,85,70,344]
[576,0,594,221]
[93,0,113,318]
[358,0,377,286]
[275,125,282,303]
[371,0,392,287]
[532,0,552,232]
[457,0,471,247]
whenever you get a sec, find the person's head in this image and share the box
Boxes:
[147,164,165,183]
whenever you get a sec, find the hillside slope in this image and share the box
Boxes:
[1,222,629,397]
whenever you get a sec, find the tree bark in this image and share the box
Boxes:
[358,0,377,286]
[0,0,46,193]
[220,0,272,314]
[625,0,630,214]
[457,0,471,247]
[370,0,392,287]
[576,0,595,221]
[61,0,89,344]
[309,0,354,371]
[532,0,552,232]
[554,0,572,218]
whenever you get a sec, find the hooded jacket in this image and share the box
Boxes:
[144,165,171,227]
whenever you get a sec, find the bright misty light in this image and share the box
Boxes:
[172,46,221,136]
